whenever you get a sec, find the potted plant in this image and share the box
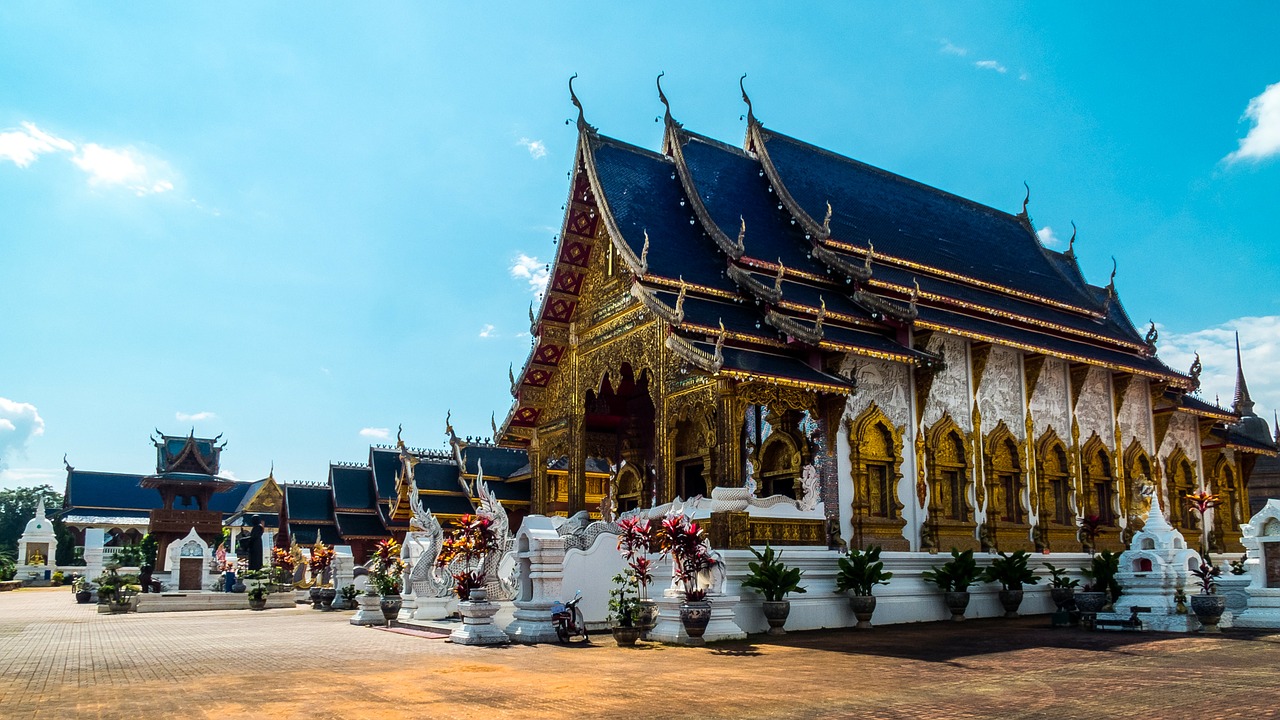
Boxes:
[72,575,93,604]
[339,584,358,610]
[616,517,657,634]
[436,514,502,602]
[982,550,1040,617]
[271,546,297,593]
[242,569,270,611]
[835,544,892,629]
[656,512,718,645]
[97,564,139,614]
[607,570,644,646]
[921,549,982,621]
[741,544,806,635]
[368,538,408,622]
[1189,560,1225,632]
[1076,550,1120,626]
[1042,563,1079,626]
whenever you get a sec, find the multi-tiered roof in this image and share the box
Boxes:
[501,78,1191,444]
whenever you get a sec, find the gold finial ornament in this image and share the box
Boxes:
[736,215,746,254]
[822,201,832,234]
[774,258,785,294]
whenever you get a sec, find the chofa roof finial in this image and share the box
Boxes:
[568,73,595,133]
[1020,181,1030,217]
[739,74,755,123]
[736,216,746,254]
[822,201,833,234]
[1107,256,1117,296]
[1145,321,1158,347]
[656,72,680,128]
[1066,220,1077,258]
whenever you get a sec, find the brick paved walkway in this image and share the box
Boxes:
[2,587,1278,719]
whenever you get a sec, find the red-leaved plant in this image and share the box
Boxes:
[1185,490,1221,558]
[1190,560,1221,596]
[656,513,717,602]
[616,517,655,601]
[436,514,502,599]
[368,538,408,596]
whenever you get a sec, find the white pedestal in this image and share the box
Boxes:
[1235,588,1280,628]
[1218,575,1251,615]
[649,592,746,644]
[413,596,458,621]
[294,589,310,604]
[450,595,509,645]
[398,591,418,621]
[506,600,560,644]
[350,594,384,626]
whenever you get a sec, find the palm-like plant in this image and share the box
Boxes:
[982,550,1041,591]
[741,544,806,602]
[922,549,982,592]
[835,545,893,596]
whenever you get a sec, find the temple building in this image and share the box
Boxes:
[277,427,533,562]
[58,431,281,568]
[498,78,1277,555]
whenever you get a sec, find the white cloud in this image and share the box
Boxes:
[0,120,176,195]
[975,60,1008,74]
[1036,226,1061,248]
[220,469,242,482]
[1158,316,1280,420]
[359,427,390,439]
[73,143,174,196]
[0,467,62,492]
[518,137,547,159]
[0,122,74,167]
[1225,81,1280,164]
[939,39,968,56]
[510,253,550,296]
[0,398,45,471]
[175,411,216,422]
[479,323,496,338]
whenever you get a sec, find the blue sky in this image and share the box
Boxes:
[2,3,1278,491]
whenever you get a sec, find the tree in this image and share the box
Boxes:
[0,485,75,565]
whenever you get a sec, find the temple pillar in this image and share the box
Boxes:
[714,379,745,488]
[567,401,587,514]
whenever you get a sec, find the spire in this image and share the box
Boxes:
[1274,410,1279,444]
[1233,332,1256,417]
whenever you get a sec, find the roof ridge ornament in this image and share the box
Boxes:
[910,278,921,315]
[815,296,827,335]
[396,424,404,448]
[63,453,73,472]
[567,74,595,134]
[675,276,687,321]
[739,74,755,125]
[1020,181,1030,217]
[509,363,518,396]
[1145,321,1158,348]
[736,216,746,255]
[491,412,498,441]
[1066,221,1077,259]
[639,230,650,275]
[1107,256,1117,297]
[822,201,832,234]
[656,72,681,129]
[774,258,785,294]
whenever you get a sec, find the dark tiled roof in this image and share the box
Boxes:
[209,483,252,514]
[63,471,157,513]
[414,461,461,493]
[368,448,400,500]
[284,485,334,523]
[759,129,1100,313]
[460,445,528,479]
[334,512,389,539]
[290,525,342,546]
[331,465,376,510]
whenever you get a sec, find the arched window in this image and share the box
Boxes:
[986,425,1025,526]
[616,465,642,513]
[1167,449,1197,531]
[1038,433,1072,526]
[759,432,801,499]
[848,405,902,520]
[1082,436,1116,526]
[928,418,971,523]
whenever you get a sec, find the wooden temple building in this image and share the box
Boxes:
[497,78,1277,555]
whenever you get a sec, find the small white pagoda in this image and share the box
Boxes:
[1234,499,1280,628]
[1101,492,1216,632]
[16,497,59,583]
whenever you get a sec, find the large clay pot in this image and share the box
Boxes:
[1049,587,1075,612]
[761,600,791,636]
[848,594,877,629]
[380,594,402,623]
[611,625,642,646]
[319,587,337,610]
[944,591,970,621]
[680,600,712,645]
[638,598,658,639]
[309,586,324,609]
[1190,594,1226,633]
[75,590,92,604]
[1074,590,1108,629]
[998,589,1024,618]
[248,596,267,611]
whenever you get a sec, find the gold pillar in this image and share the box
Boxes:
[714,378,744,488]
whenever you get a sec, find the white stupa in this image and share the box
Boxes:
[17,497,59,579]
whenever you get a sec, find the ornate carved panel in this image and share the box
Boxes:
[976,346,1026,441]
[840,356,912,432]
[1029,358,1070,441]
[1075,367,1115,452]
[1117,377,1153,455]
[922,334,972,433]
